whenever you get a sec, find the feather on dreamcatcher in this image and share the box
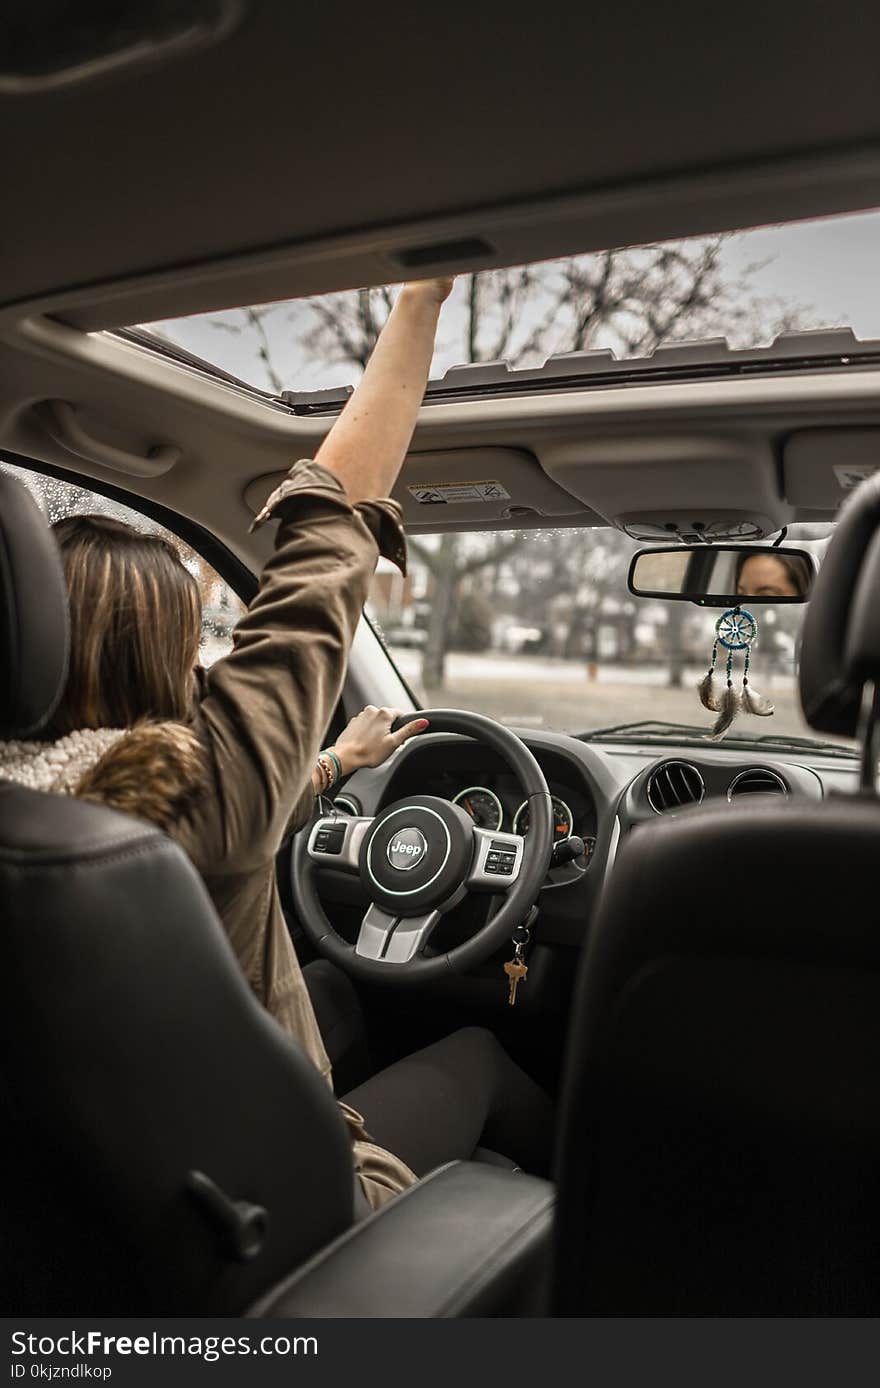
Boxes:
[698,606,774,739]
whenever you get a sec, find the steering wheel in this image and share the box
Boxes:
[291,709,554,984]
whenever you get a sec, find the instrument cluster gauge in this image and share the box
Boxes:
[332,794,360,817]
[513,796,574,842]
[452,786,504,832]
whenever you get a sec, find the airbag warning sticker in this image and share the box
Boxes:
[408,480,511,505]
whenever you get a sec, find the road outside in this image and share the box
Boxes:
[390,649,812,738]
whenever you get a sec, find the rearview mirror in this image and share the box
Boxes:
[627,545,814,605]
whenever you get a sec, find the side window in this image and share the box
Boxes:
[1,462,247,666]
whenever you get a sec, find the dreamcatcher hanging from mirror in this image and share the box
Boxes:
[698,605,774,738]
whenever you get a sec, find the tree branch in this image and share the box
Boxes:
[458,532,528,577]
[467,275,479,362]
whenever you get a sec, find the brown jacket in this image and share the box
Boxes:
[83,459,417,1208]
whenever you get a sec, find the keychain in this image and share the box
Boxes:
[503,924,531,1007]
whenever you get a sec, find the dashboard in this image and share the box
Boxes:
[308,728,858,954]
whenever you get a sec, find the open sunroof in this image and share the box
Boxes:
[137,207,880,402]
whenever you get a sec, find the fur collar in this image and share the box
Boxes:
[0,723,206,831]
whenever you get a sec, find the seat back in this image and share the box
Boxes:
[0,474,354,1313]
[553,799,880,1314]
[553,476,880,1315]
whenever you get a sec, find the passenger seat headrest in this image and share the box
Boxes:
[0,471,69,738]
[845,528,880,693]
[799,473,880,739]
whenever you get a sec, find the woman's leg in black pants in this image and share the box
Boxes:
[301,957,373,1095]
[342,1026,555,1178]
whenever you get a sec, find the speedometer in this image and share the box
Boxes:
[452,786,503,831]
[513,796,574,842]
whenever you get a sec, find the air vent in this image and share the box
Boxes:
[727,768,788,800]
[646,761,705,814]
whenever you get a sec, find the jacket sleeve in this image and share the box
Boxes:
[184,458,405,873]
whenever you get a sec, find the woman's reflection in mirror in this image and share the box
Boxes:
[735,552,809,600]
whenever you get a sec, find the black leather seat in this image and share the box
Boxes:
[552,475,880,1315]
[0,472,552,1316]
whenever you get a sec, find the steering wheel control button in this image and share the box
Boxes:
[307,815,374,872]
[361,795,475,916]
[386,826,428,870]
[467,827,525,890]
[487,840,517,874]
[313,824,345,854]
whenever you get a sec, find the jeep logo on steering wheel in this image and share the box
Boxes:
[386,827,427,871]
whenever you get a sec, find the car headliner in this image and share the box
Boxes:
[3,4,880,324]
[1,4,880,569]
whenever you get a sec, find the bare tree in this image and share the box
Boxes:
[304,287,396,372]
[302,238,798,373]
[409,531,529,688]
[211,306,288,394]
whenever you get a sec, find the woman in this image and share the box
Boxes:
[0,277,553,1206]
[735,552,809,599]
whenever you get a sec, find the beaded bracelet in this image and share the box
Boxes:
[315,754,336,792]
[322,748,343,784]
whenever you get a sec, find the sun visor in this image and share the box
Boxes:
[244,449,592,532]
[784,429,880,509]
[541,435,789,539]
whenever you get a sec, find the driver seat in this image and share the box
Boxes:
[552,475,880,1315]
[0,472,553,1316]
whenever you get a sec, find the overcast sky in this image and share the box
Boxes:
[721,207,880,335]
[153,206,880,394]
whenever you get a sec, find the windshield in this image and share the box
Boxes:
[144,207,880,395]
[367,526,846,750]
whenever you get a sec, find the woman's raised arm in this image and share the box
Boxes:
[314,278,453,503]
[185,278,453,872]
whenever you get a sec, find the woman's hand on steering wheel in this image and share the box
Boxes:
[332,707,430,775]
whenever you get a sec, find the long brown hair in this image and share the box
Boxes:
[48,514,202,735]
